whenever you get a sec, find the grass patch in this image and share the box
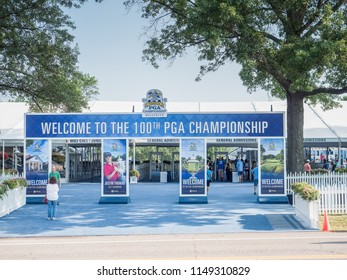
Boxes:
[319,214,347,231]
[261,159,284,173]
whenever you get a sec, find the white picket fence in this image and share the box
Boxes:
[287,172,347,214]
[0,173,24,184]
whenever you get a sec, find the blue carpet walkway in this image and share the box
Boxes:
[0,182,307,237]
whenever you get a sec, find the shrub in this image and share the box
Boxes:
[129,169,140,177]
[16,178,27,187]
[4,169,18,176]
[2,179,19,189]
[291,182,319,202]
[311,168,329,174]
[0,184,9,200]
[335,167,347,173]
[0,178,27,200]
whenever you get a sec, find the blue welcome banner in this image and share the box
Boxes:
[260,138,285,195]
[102,139,127,196]
[25,113,284,138]
[25,139,49,196]
[181,138,206,195]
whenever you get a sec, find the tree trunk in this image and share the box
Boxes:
[286,92,305,173]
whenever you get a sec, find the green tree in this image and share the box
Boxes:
[130,145,179,163]
[276,149,284,163]
[125,0,347,172]
[0,0,101,112]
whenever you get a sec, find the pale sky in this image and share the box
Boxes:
[66,0,275,103]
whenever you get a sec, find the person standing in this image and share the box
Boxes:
[244,159,250,181]
[206,165,213,194]
[217,157,226,181]
[46,176,59,220]
[49,165,61,204]
[304,159,311,174]
[49,165,61,188]
[330,159,336,172]
[252,163,259,195]
[236,158,244,183]
[225,160,233,182]
[322,159,330,170]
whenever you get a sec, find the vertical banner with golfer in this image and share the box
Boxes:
[102,139,127,197]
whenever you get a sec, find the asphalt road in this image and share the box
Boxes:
[1,231,347,260]
[2,183,345,279]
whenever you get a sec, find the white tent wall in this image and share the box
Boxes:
[303,103,347,139]
[0,102,28,140]
[0,103,28,175]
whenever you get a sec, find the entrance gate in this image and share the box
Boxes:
[171,151,179,182]
[214,151,228,181]
[24,111,285,204]
[68,145,101,182]
[149,152,163,181]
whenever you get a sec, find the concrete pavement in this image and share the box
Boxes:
[2,232,347,260]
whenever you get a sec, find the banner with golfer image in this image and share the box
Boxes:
[260,138,285,195]
[181,138,206,195]
[102,139,127,195]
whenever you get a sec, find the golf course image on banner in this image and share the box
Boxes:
[260,138,285,195]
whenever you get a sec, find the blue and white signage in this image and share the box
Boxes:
[181,139,206,195]
[260,138,285,195]
[142,89,167,117]
[25,139,49,196]
[25,112,284,138]
[102,139,127,196]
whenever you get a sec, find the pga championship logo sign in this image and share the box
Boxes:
[142,89,167,117]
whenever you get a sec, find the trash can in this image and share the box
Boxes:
[233,172,239,183]
[160,172,167,183]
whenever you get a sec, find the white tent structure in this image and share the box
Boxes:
[0,103,28,174]
[0,102,28,140]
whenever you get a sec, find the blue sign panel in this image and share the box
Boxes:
[181,139,206,195]
[102,139,127,196]
[260,138,285,195]
[25,139,49,196]
[25,112,284,138]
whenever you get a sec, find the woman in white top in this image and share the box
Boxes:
[46,176,60,220]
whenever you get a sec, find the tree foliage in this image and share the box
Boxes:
[0,0,102,112]
[125,0,347,172]
[130,145,179,163]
